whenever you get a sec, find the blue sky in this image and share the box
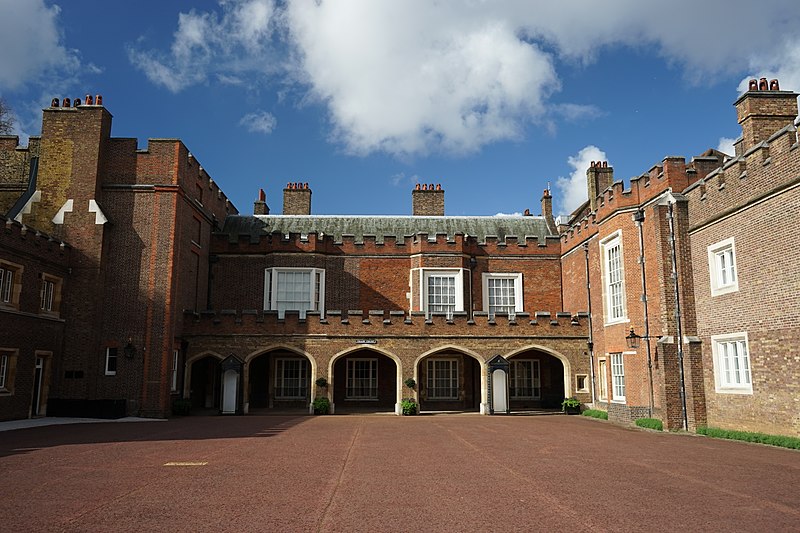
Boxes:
[1,1,799,217]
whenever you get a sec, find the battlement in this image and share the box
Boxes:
[1,213,71,263]
[182,308,589,337]
[685,122,799,230]
[213,226,563,256]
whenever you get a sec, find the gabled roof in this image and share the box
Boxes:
[219,214,555,244]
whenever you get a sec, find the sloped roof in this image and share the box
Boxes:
[219,214,555,244]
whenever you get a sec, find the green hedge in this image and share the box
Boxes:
[635,418,663,431]
[582,409,608,420]
[697,427,800,450]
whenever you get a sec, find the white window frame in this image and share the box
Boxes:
[611,353,625,402]
[427,358,459,400]
[482,273,523,315]
[40,278,55,311]
[711,332,753,394]
[421,269,464,315]
[264,268,325,319]
[708,237,738,296]
[597,358,608,401]
[105,347,118,376]
[274,357,308,399]
[600,231,627,325]
[346,358,379,399]
[0,353,8,390]
[171,350,179,392]
[509,359,541,399]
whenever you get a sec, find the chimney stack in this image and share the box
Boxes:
[734,78,798,155]
[412,183,445,216]
[254,188,270,215]
[283,182,311,215]
[586,161,614,212]
[541,188,555,232]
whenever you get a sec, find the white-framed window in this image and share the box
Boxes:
[482,273,523,315]
[427,358,459,399]
[597,359,608,401]
[575,374,589,393]
[171,350,179,392]
[346,358,378,399]
[510,359,540,399]
[711,333,752,394]
[611,353,625,402]
[40,278,54,311]
[105,347,118,376]
[0,353,8,390]
[600,232,627,324]
[275,358,308,399]
[264,268,325,318]
[0,262,21,307]
[708,238,738,296]
[421,269,464,315]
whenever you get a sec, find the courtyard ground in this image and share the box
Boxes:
[0,414,798,532]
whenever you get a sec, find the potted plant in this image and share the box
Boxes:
[401,397,418,416]
[312,396,330,415]
[404,378,416,390]
[562,397,581,415]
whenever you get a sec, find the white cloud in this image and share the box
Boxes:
[128,0,279,93]
[494,212,523,217]
[239,111,277,134]
[717,137,737,156]
[0,0,80,91]
[390,172,421,187]
[130,0,800,157]
[555,145,608,215]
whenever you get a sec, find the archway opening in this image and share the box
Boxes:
[248,349,311,413]
[507,349,566,411]
[189,355,221,411]
[417,351,481,413]
[332,349,397,413]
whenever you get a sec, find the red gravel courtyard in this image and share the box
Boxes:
[1,414,798,532]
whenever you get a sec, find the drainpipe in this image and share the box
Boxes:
[583,242,596,406]
[665,198,689,431]
[634,209,655,417]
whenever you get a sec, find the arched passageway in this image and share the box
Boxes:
[507,349,567,410]
[248,349,312,412]
[417,350,481,412]
[331,349,398,413]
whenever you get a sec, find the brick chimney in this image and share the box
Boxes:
[253,188,270,215]
[586,161,613,212]
[541,188,555,232]
[412,183,444,216]
[283,182,311,215]
[734,78,799,155]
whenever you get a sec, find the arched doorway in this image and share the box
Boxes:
[248,348,312,412]
[416,349,482,412]
[330,348,398,414]
[189,355,222,410]
[506,348,569,410]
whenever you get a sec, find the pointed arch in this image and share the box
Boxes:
[505,344,572,398]
[414,344,487,414]
[329,346,403,415]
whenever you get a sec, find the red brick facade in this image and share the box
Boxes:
[1,81,797,436]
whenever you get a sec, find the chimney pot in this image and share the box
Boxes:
[85,94,93,105]
[759,77,768,91]
[436,184,442,191]
[63,97,70,107]
[96,94,103,106]
[749,79,758,91]
[415,183,421,190]
[524,208,531,216]
[769,79,780,91]
[258,188,266,201]
[51,98,59,107]
[73,98,80,108]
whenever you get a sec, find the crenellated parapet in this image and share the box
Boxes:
[685,123,799,231]
[181,308,589,337]
[1,213,71,264]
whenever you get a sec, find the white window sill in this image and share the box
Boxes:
[604,317,630,327]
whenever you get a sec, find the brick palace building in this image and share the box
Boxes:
[1,80,798,436]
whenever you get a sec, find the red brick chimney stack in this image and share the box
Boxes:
[734,78,799,155]
[283,182,312,215]
[412,183,445,216]
[254,188,270,215]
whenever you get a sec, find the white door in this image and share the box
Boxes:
[221,369,238,414]
[492,370,508,413]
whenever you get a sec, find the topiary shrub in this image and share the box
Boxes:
[401,398,418,416]
[635,418,663,431]
[312,396,330,415]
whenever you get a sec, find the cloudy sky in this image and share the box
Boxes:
[1,0,799,216]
